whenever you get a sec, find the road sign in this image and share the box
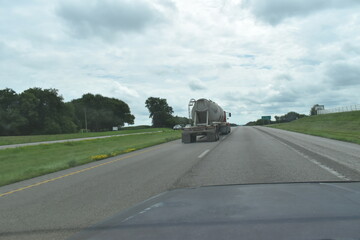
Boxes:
[261,116,271,120]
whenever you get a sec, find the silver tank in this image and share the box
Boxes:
[191,99,225,125]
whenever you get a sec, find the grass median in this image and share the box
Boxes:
[268,111,360,145]
[0,129,181,187]
[0,127,160,146]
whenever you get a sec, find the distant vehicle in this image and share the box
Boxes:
[173,124,182,130]
[69,182,360,240]
[182,98,231,143]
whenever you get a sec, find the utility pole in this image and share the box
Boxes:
[84,108,88,132]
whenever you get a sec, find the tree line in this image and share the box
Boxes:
[246,111,307,126]
[0,87,191,136]
[0,88,135,135]
[245,104,321,126]
[1,87,325,134]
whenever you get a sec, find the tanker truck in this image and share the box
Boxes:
[182,98,231,143]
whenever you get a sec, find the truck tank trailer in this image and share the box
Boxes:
[182,98,231,143]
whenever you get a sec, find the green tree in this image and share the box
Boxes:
[61,102,78,133]
[169,116,191,126]
[1,87,135,135]
[245,121,256,126]
[245,119,270,126]
[145,97,174,127]
[19,88,77,134]
[256,119,271,125]
[152,111,173,128]
[72,93,134,131]
[0,88,27,135]
[18,90,41,134]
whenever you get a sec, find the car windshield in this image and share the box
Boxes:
[0,1,360,240]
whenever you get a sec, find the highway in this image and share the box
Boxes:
[1,126,360,240]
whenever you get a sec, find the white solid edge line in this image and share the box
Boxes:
[271,135,350,181]
[198,149,210,158]
[307,158,349,180]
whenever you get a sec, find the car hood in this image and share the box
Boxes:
[69,182,360,240]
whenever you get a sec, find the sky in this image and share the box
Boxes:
[1,0,360,125]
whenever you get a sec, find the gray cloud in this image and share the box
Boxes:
[224,87,299,106]
[274,73,292,81]
[236,54,256,59]
[57,0,164,39]
[157,0,177,11]
[342,42,360,55]
[289,58,321,66]
[219,62,232,69]
[266,91,298,103]
[0,43,14,60]
[222,91,262,105]
[326,62,360,87]
[222,91,304,119]
[188,78,206,91]
[242,0,360,25]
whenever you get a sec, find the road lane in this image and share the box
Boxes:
[174,126,359,188]
[0,138,218,240]
[1,126,360,240]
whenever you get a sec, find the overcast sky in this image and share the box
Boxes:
[1,0,360,125]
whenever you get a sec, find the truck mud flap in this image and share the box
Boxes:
[207,132,219,142]
[182,132,196,143]
[219,126,231,135]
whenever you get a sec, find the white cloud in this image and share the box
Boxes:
[1,0,360,125]
[109,81,140,98]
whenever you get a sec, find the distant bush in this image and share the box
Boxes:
[274,112,307,123]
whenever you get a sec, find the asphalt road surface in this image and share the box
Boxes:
[1,126,360,240]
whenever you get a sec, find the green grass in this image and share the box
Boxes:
[0,127,162,146]
[0,129,181,187]
[268,111,360,144]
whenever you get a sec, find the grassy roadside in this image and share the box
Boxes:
[0,127,161,146]
[0,129,181,187]
[268,111,360,145]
